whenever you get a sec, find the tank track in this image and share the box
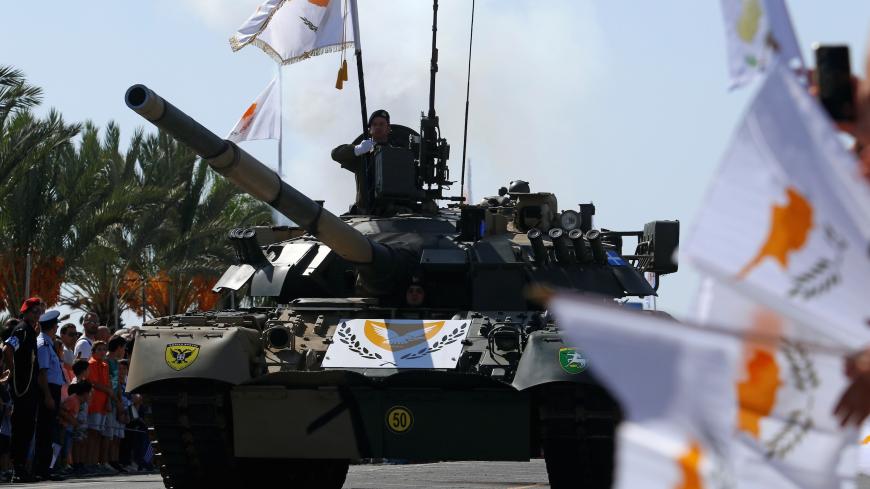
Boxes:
[538,382,621,489]
[144,380,236,489]
[145,380,350,489]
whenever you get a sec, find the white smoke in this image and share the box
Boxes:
[177,0,262,33]
[179,0,606,213]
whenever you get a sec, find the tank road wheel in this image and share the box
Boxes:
[237,458,350,488]
[144,380,236,489]
[537,383,621,489]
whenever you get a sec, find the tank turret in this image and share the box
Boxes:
[125,84,415,294]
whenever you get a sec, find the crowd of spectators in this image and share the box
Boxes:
[0,297,153,483]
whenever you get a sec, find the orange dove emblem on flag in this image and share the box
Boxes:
[739,187,813,278]
[675,440,704,489]
[239,103,257,133]
[363,320,446,352]
[736,310,782,438]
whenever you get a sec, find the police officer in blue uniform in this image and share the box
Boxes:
[34,310,65,480]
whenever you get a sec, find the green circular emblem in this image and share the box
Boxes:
[558,347,587,374]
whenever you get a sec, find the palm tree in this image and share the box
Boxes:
[0,65,270,319]
[57,122,162,326]
[0,66,81,314]
[116,131,271,319]
[0,66,48,195]
[0,66,162,317]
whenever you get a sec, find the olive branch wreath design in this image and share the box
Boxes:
[787,224,847,300]
[762,340,818,460]
[300,16,318,32]
[399,323,469,360]
[335,322,382,360]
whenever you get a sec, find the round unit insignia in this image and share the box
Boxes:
[558,347,587,374]
[385,406,414,434]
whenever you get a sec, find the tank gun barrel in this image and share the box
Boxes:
[124,84,375,265]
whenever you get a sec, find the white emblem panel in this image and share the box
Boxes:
[322,319,470,369]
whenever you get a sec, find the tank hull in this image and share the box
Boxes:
[130,304,625,489]
[231,381,530,460]
[140,373,618,489]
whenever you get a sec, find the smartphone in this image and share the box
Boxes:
[814,44,856,121]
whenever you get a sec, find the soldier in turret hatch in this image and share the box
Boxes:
[331,109,400,213]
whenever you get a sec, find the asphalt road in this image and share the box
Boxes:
[4,460,552,489]
[8,463,870,488]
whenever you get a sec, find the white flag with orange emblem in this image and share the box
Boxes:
[227,76,280,143]
[720,0,803,88]
[553,288,857,488]
[230,0,352,65]
[550,296,739,489]
[683,62,870,347]
[693,278,856,488]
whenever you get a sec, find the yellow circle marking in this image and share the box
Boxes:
[385,406,414,434]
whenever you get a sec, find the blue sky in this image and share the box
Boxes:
[3,0,870,323]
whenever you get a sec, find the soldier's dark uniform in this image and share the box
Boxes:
[332,109,408,214]
[331,132,407,213]
[5,317,40,478]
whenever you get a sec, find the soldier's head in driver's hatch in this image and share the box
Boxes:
[405,275,425,307]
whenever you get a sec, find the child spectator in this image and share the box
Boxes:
[61,382,91,476]
[54,349,83,475]
[105,336,126,472]
[71,369,90,476]
[126,394,152,472]
[86,341,119,474]
[71,359,89,384]
[117,359,137,470]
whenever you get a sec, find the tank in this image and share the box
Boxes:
[123,83,679,489]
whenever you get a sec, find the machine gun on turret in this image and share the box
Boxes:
[415,0,453,202]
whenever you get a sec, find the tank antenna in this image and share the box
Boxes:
[459,0,475,202]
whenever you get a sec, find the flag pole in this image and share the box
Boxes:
[349,0,368,136]
[277,64,284,181]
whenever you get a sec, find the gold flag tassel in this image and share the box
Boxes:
[336,0,349,90]
[335,63,344,90]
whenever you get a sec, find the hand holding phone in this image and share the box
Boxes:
[814,44,856,122]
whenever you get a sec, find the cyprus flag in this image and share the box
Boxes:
[683,63,870,347]
[227,76,280,143]
[230,0,352,65]
[553,289,857,489]
[694,279,855,489]
[551,297,739,489]
[720,0,803,88]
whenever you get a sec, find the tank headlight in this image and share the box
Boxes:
[559,210,580,231]
[264,326,294,350]
[492,329,519,351]
[585,229,607,264]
